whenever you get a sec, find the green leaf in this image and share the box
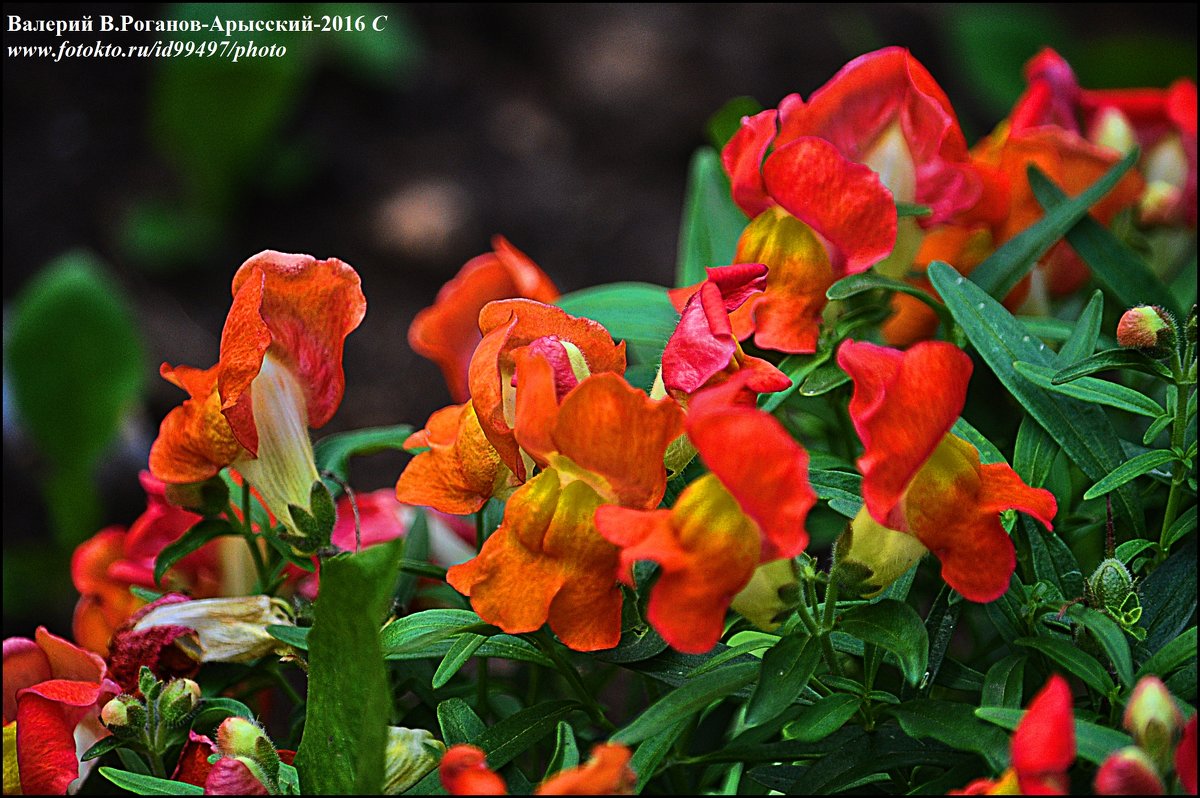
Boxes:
[1069,607,1134,688]
[929,260,1145,534]
[313,425,414,486]
[1014,416,1059,488]
[896,202,933,218]
[154,520,238,586]
[951,417,1006,465]
[706,96,762,150]
[265,625,310,651]
[432,633,486,689]
[475,701,580,768]
[1029,167,1182,318]
[437,698,486,746]
[295,538,405,795]
[1014,361,1164,418]
[1058,290,1104,365]
[81,735,124,762]
[968,149,1139,299]
[808,469,863,518]
[1023,517,1083,601]
[1052,348,1173,384]
[99,768,204,795]
[891,700,1010,770]
[838,600,929,686]
[1116,539,1158,565]
[975,708,1132,765]
[780,694,861,743]
[1082,449,1178,500]
[394,511,430,611]
[380,609,551,667]
[1162,510,1198,549]
[1016,637,1115,696]
[744,635,821,727]
[5,253,146,543]
[675,147,747,288]
[544,721,580,779]
[630,721,688,793]
[826,271,945,315]
[982,655,1027,709]
[798,361,851,397]
[190,697,256,735]
[554,282,678,365]
[1144,413,1175,445]
[612,662,758,744]
[1136,626,1195,680]
[1138,540,1197,655]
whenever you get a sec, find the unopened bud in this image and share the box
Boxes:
[1089,107,1138,155]
[159,678,202,726]
[164,475,230,518]
[101,695,146,737]
[1124,676,1184,770]
[1117,306,1176,358]
[383,727,445,794]
[1089,557,1137,617]
[730,559,800,632]
[1095,746,1165,795]
[832,508,928,599]
[216,717,280,784]
[138,666,162,701]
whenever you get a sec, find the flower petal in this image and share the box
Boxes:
[397,402,509,515]
[150,364,242,484]
[722,107,781,218]
[1012,675,1075,794]
[536,743,635,795]
[440,745,509,795]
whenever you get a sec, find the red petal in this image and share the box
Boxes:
[1178,715,1198,795]
[721,108,780,218]
[3,639,49,724]
[440,744,509,795]
[205,757,270,795]
[172,732,216,787]
[838,340,971,527]
[1012,675,1076,792]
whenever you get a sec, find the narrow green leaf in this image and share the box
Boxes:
[1143,413,1174,445]
[99,768,204,795]
[896,202,933,218]
[1069,607,1134,688]
[798,362,850,397]
[780,694,860,743]
[1029,167,1182,317]
[295,538,405,795]
[745,635,821,726]
[381,609,549,666]
[437,698,486,746]
[976,708,1132,765]
[266,625,310,651]
[1138,540,1197,655]
[1161,509,1197,549]
[1016,637,1115,696]
[1057,290,1104,365]
[758,351,829,413]
[432,633,486,689]
[394,511,430,610]
[1023,517,1083,600]
[1137,626,1197,680]
[951,417,1006,465]
[630,721,688,793]
[838,600,929,686]
[1115,539,1157,565]
[312,425,415,484]
[1014,361,1164,418]
[474,701,580,768]
[81,735,123,762]
[1082,449,1178,500]
[613,662,759,744]
[808,469,863,518]
[969,149,1139,299]
[826,271,950,327]
[891,700,1010,770]
[981,655,1026,709]
[930,260,1144,534]
[1051,348,1173,384]
[555,282,678,365]
[154,520,237,586]
[686,637,775,676]
[544,721,580,779]
[1014,416,1058,488]
[675,147,747,288]
[190,697,256,735]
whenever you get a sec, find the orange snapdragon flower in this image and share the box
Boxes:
[440,743,634,795]
[720,47,982,353]
[595,372,815,653]
[409,236,559,402]
[952,675,1076,795]
[149,251,365,546]
[446,347,684,651]
[835,340,1056,602]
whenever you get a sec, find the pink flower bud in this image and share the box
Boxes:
[1124,676,1185,769]
[1095,747,1165,795]
[1116,306,1176,357]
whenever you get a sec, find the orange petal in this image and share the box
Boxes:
[902,435,1057,602]
[596,474,761,654]
[440,745,509,795]
[396,402,508,515]
[221,251,366,451]
[150,364,242,485]
[447,472,622,651]
[470,299,626,479]
[687,379,814,561]
[410,237,559,403]
[837,340,972,528]
[733,206,835,354]
[721,107,780,218]
[763,136,897,275]
[536,743,635,795]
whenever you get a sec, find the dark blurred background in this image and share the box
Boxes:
[4,3,1196,640]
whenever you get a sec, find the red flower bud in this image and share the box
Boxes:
[1116,306,1176,357]
[1095,747,1165,795]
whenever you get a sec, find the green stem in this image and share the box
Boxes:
[819,580,843,678]
[793,586,821,638]
[1160,350,1194,552]
[533,631,615,732]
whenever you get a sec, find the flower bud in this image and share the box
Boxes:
[1117,306,1176,358]
[832,508,928,599]
[1124,676,1184,770]
[101,695,147,737]
[216,717,280,784]
[1088,557,1137,618]
[159,678,202,726]
[383,727,445,794]
[1095,746,1165,795]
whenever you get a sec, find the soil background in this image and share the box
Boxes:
[3,3,1196,639]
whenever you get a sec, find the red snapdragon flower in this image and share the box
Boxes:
[836,340,1056,601]
[2,628,120,794]
[409,236,560,402]
[440,743,634,795]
